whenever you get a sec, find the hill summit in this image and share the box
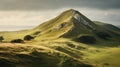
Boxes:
[32,9,120,42]
[33,9,96,38]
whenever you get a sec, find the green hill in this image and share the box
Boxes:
[0,9,120,67]
[0,9,120,42]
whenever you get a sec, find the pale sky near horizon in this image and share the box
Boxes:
[0,0,120,31]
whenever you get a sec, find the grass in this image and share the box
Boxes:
[0,36,120,67]
[0,9,120,67]
[0,30,30,42]
[0,43,93,67]
[82,46,120,67]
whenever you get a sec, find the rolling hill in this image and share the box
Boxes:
[0,9,120,67]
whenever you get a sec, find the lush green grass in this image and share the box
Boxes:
[0,36,120,67]
[0,43,93,67]
[82,46,120,67]
[0,9,120,67]
[0,30,30,42]
[26,38,120,67]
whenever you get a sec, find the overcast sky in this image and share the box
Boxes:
[0,0,120,31]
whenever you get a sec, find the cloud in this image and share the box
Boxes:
[0,8,119,26]
[76,8,120,25]
[0,0,119,10]
[0,10,61,26]
[0,0,119,31]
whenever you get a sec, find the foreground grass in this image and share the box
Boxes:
[0,43,93,67]
[83,47,120,67]
[25,38,120,67]
[0,37,120,67]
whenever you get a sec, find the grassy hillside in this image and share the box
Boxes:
[0,9,120,67]
[0,30,30,42]
[0,38,120,67]
[84,47,120,67]
[0,9,120,43]
[0,43,94,67]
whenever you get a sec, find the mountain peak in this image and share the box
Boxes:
[34,9,97,38]
[71,10,96,30]
[15,9,119,42]
[66,9,76,11]
[65,9,79,14]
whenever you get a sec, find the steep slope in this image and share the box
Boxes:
[61,10,97,38]
[0,9,120,42]
[31,9,120,42]
[31,9,98,40]
[93,21,120,42]
[94,21,120,34]
[32,9,74,39]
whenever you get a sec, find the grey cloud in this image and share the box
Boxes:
[0,0,120,10]
[0,0,119,25]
